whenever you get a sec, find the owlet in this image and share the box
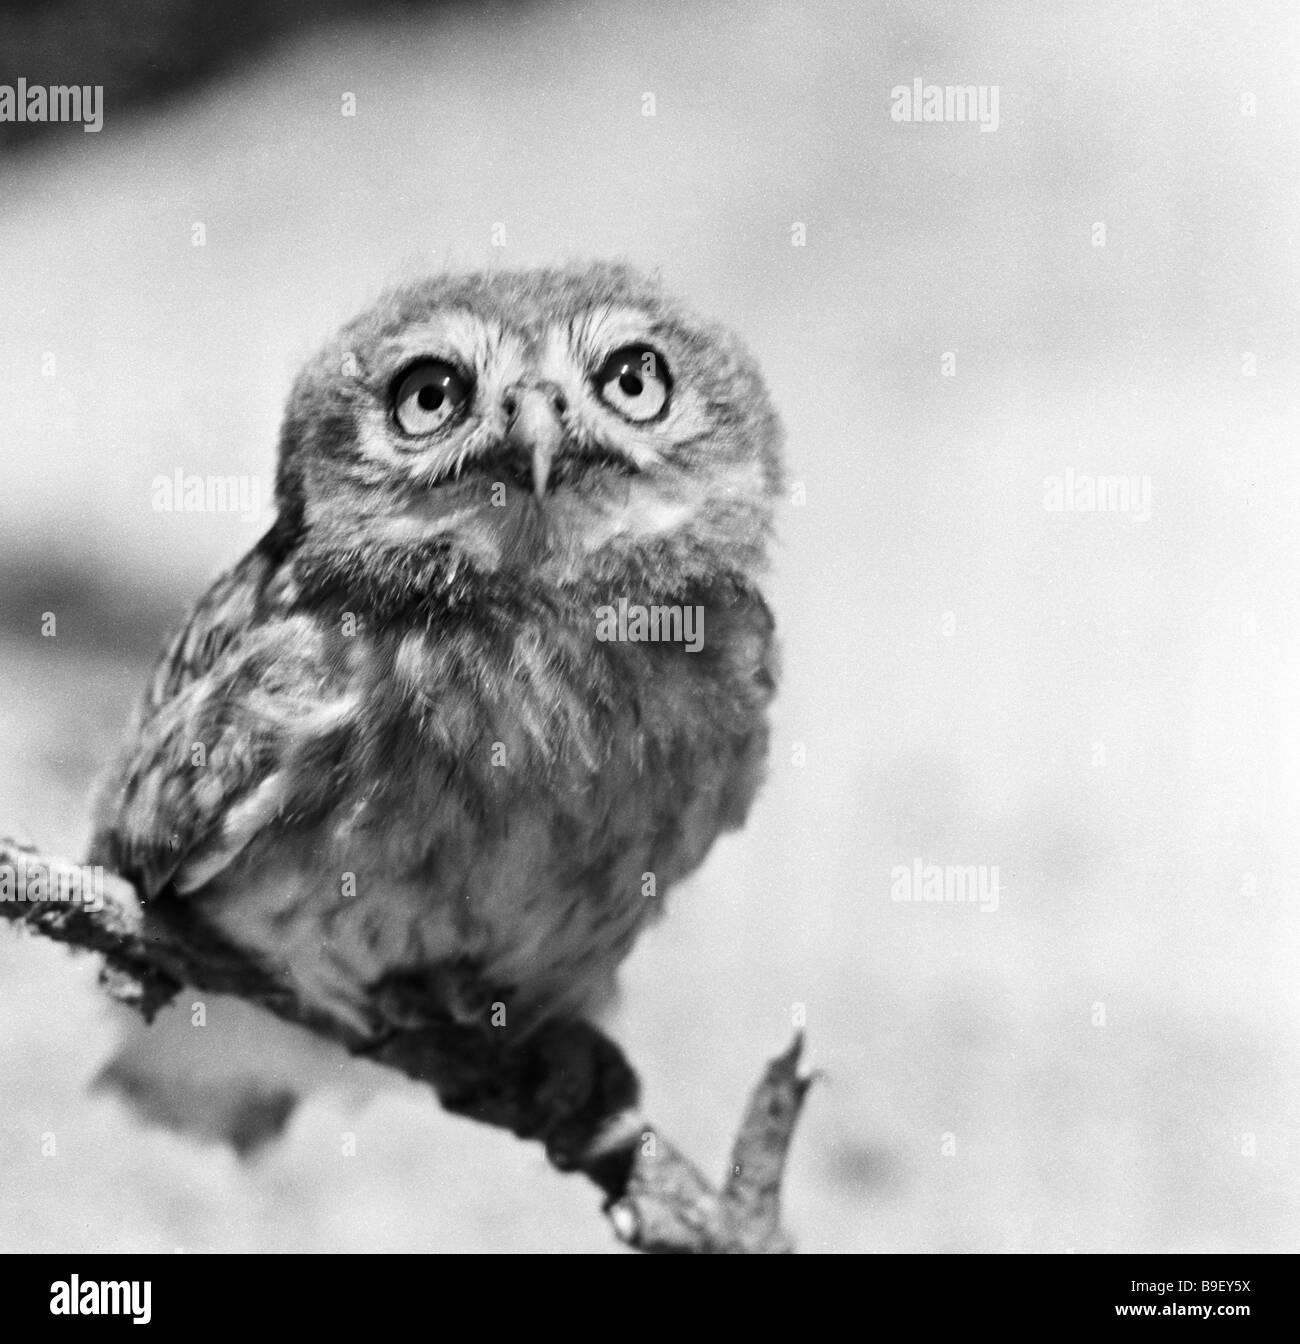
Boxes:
[89,263,783,1138]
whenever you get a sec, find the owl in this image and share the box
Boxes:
[89,262,782,1148]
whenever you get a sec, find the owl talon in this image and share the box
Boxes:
[374,980,435,1031]
[372,964,499,1033]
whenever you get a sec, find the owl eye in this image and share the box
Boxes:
[393,359,472,436]
[595,344,671,422]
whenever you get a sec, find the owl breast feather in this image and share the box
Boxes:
[192,589,776,1034]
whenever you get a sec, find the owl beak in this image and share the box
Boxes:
[504,385,564,499]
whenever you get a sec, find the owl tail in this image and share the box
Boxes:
[94,994,379,1156]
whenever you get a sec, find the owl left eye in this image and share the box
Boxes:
[595,345,671,422]
[393,359,472,436]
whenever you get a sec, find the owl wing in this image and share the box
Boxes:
[88,531,331,900]
[646,580,779,886]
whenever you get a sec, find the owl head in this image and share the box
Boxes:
[275,263,783,615]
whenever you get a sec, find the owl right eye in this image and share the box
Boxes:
[392,360,472,436]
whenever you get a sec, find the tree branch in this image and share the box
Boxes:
[0,838,811,1253]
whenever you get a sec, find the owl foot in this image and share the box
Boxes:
[364,1009,642,1176]
[528,1018,642,1173]
[371,961,500,1033]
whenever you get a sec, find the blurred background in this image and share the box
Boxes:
[1,0,1297,1252]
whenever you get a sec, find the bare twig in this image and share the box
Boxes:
[0,838,811,1253]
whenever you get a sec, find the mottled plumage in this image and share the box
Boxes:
[90,262,782,1048]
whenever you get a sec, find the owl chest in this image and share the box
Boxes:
[369,618,725,797]
[212,613,764,1028]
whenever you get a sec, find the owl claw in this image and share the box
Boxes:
[372,963,499,1033]
[373,981,433,1031]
